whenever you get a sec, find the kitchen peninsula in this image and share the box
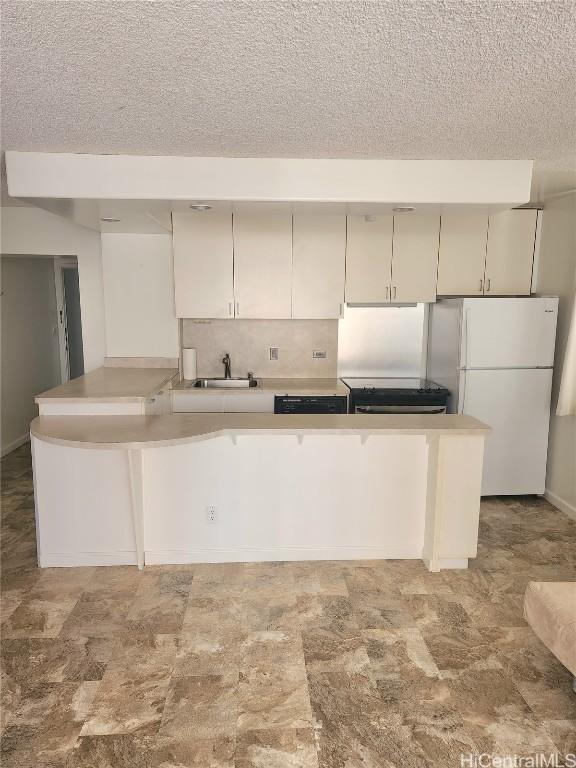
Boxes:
[30,407,489,573]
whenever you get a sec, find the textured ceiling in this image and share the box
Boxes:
[1,0,576,164]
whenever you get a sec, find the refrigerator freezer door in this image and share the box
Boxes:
[460,368,553,495]
[461,297,558,369]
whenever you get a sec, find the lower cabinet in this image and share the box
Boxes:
[172,391,274,413]
[222,393,275,413]
[172,393,224,413]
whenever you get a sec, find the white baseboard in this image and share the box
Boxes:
[144,545,423,565]
[39,551,138,567]
[436,558,469,569]
[544,489,576,522]
[1,434,29,458]
[38,547,471,569]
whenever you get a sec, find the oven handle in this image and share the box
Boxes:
[355,405,447,414]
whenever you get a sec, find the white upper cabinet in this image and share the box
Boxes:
[484,209,537,296]
[345,215,393,303]
[437,214,488,296]
[232,209,292,319]
[172,210,234,319]
[391,214,440,303]
[292,213,346,319]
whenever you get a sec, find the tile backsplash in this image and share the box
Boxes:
[182,319,338,378]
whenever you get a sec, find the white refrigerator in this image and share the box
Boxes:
[427,297,558,495]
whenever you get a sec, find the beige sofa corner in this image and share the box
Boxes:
[524,582,576,689]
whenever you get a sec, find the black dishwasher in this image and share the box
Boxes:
[274,395,348,414]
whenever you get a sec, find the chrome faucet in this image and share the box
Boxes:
[222,353,231,379]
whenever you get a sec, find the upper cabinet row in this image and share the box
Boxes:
[173,210,346,319]
[173,209,538,319]
[436,210,538,296]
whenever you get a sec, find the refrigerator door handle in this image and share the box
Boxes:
[462,308,471,369]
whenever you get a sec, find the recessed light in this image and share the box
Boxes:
[189,203,212,211]
[393,206,415,213]
[100,217,121,223]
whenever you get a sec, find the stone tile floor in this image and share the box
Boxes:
[1,441,575,767]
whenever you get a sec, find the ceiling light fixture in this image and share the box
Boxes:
[189,203,212,211]
[100,217,121,223]
[393,206,415,213]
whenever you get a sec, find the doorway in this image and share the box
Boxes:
[1,255,63,455]
[55,258,84,381]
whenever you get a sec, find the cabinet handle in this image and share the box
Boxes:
[393,286,397,300]
[479,279,483,292]
[228,302,233,316]
[236,302,240,316]
[486,278,491,292]
[339,303,344,317]
[386,286,389,300]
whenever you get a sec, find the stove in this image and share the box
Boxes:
[341,377,450,414]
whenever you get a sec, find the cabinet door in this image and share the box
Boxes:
[172,211,234,318]
[484,210,537,296]
[437,214,488,296]
[391,215,440,303]
[345,215,393,303]
[223,393,275,413]
[292,213,346,318]
[233,210,292,318]
[171,392,225,413]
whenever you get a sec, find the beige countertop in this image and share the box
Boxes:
[31,413,489,450]
[173,377,350,396]
[35,367,179,404]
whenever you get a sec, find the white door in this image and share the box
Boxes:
[233,209,292,318]
[436,214,488,296]
[461,297,558,369]
[391,215,440,303]
[345,215,393,303]
[172,211,234,318]
[484,210,537,296]
[461,368,552,495]
[292,213,346,319]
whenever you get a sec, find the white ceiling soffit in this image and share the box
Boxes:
[6,153,532,205]
[1,0,575,167]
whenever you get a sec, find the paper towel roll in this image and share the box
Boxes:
[182,348,197,380]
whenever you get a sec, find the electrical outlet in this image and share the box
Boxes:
[313,350,326,359]
[269,347,279,361]
[206,505,217,524]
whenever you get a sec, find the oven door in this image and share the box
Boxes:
[354,404,447,414]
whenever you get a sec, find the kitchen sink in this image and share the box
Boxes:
[192,377,259,389]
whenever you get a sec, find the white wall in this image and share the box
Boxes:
[101,234,179,359]
[1,257,61,455]
[0,207,106,371]
[536,191,576,518]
